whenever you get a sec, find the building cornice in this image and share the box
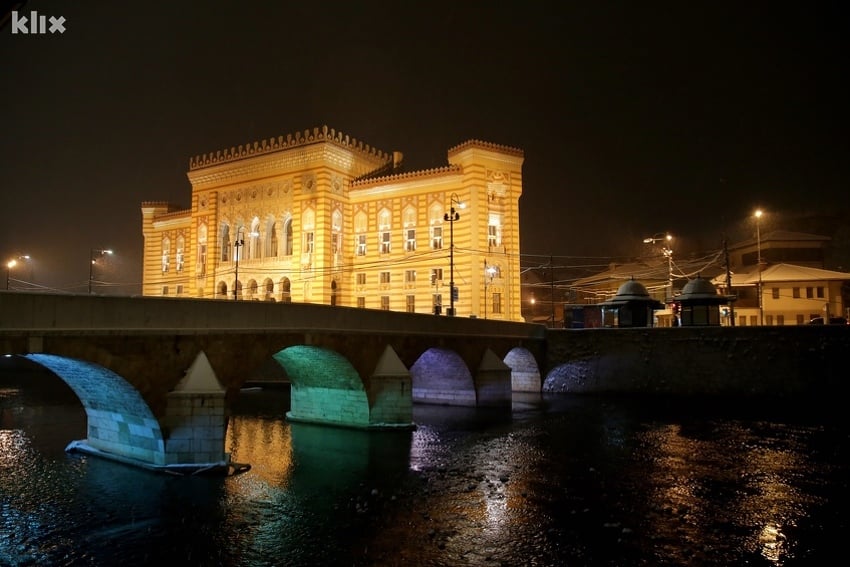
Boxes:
[187,125,391,177]
[350,165,462,190]
[447,139,524,159]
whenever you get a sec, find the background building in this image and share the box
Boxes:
[141,126,525,321]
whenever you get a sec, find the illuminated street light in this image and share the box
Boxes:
[443,193,465,316]
[233,226,246,300]
[755,209,764,325]
[89,249,113,294]
[643,233,674,301]
[5,255,30,290]
[232,226,259,300]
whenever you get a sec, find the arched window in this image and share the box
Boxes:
[175,235,185,272]
[220,223,230,261]
[284,217,293,256]
[332,209,343,256]
[248,217,261,260]
[430,203,443,250]
[354,211,367,256]
[280,277,291,303]
[197,223,208,276]
[403,205,417,252]
[303,209,315,254]
[378,208,391,254]
[161,236,171,272]
[267,217,278,258]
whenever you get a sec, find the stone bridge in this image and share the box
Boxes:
[0,292,546,473]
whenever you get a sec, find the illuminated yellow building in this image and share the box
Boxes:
[141,125,525,321]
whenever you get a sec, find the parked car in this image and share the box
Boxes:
[807,316,848,325]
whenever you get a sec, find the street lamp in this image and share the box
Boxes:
[483,261,497,319]
[233,227,246,300]
[643,233,674,301]
[755,209,764,325]
[6,255,31,290]
[89,249,113,294]
[443,193,465,316]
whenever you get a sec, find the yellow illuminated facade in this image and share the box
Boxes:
[141,125,525,321]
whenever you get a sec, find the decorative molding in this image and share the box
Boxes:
[188,125,391,171]
[448,139,524,158]
[351,164,461,188]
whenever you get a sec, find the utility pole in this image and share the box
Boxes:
[550,255,555,328]
[724,236,735,326]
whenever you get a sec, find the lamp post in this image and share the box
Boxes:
[89,249,113,294]
[643,233,674,300]
[483,261,496,319]
[6,255,30,290]
[755,209,764,325]
[443,193,464,316]
[233,227,246,300]
[5,259,15,290]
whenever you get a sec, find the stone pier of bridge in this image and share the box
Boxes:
[0,292,546,474]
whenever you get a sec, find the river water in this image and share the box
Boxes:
[1,361,848,566]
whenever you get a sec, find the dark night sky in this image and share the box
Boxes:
[2,0,848,293]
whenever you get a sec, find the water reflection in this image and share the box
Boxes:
[2,365,849,566]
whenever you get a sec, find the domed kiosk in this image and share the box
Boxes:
[676,277,727,326]
[600,278,664,327]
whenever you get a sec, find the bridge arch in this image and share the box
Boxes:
[504,346,542,392]
[22,353,167,465]
[274,345,371,428]
[410,347,476,406]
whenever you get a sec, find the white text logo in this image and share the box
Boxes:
[11,11,67,34]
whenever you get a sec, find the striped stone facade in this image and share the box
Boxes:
[141,126,525,321]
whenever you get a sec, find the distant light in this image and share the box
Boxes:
[754,209,763,219]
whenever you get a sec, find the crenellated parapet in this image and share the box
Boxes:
[188,125,392,170]
[350,164,462,188]
[447,139,524,159]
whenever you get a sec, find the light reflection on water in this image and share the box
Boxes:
[1,369,848,565]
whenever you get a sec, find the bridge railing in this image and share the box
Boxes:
[0,291,546,340]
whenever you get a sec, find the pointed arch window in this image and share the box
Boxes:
[220,223,231,262]
[161,236,171,272]
[429,203,443,249]
[284,217,293,256]
[266,217,278,257]
[355,211,368,256]
[303,209,315,254]
[248,217,261,259]
[176,235,185,272]
[332,209,343,255]
[403,205,416,252]
[378,208,391,254]
[197,223,208,276]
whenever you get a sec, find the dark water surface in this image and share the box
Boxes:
[1,365,848,566]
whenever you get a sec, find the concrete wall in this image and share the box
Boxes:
[543,326,850,399]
